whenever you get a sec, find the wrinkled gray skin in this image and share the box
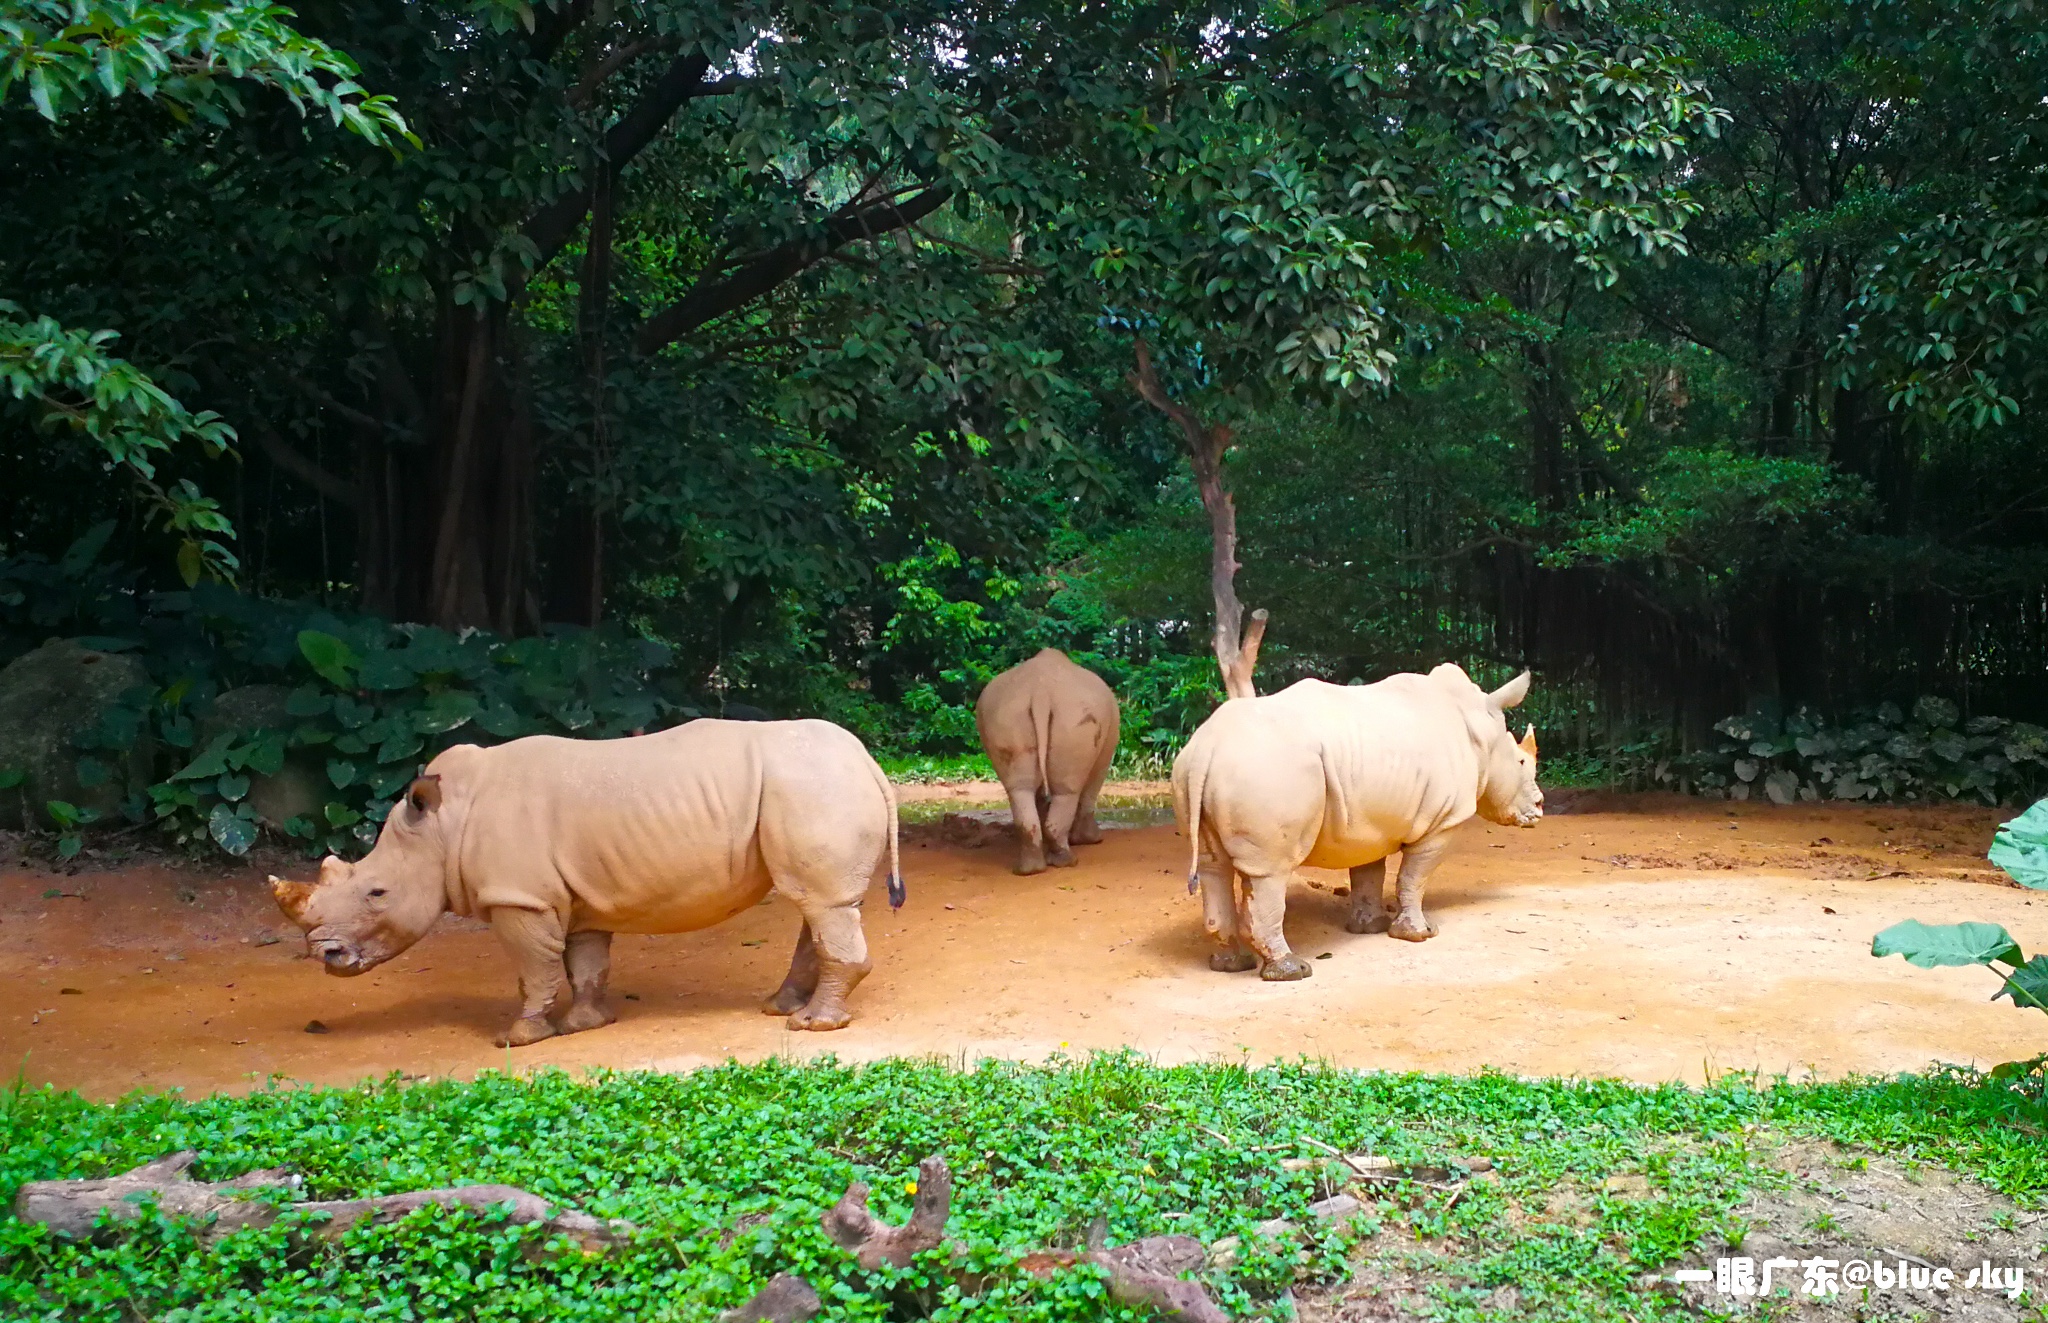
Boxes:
[1172,665,1543,980]
[271,719,900,1046]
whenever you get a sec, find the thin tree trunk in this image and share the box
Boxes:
[1129,339,1267,699]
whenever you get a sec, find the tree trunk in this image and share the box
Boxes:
[1129,340,1267,699]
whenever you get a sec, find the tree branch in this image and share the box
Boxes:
[522,50,716,271]
[568,34,678,110]
[635,184,954,353]
[250,423,358,509]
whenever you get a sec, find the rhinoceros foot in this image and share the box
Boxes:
[557,1003,616,1034]
[1388,916,1437,942]
[787,1002,852,1032]
[1047,846,1077,868]
[1260,954,1313,982]
[1344,910,1392,935]
[498,1014,557,1047]
[1012,857,1046,877]
[1208,948,1258,973]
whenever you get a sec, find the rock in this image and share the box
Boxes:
[1308,1193,1363,1226]
[0,639,153,830]
[197,685,324,829]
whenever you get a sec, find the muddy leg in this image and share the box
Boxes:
[1007,783,1048,875]
[763,921,820,1016]
[1344,859,1391,934]
[1199,850,1256,972]
[1390,834,1452,941]
[1042,790,1081,867]
[1070,779,1106,845]
[557,930,616,1034]
[490,907,566,1046]
[788,904,870,1031]
[1244,872,1310,980]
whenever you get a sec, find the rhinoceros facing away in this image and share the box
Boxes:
[270,719,901,1045]
[1171,664,1541,980]
[974,648,1121,874]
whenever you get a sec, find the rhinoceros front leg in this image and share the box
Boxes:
[1198,852,1256,972]
[1390,834,1453,941]
[1243,872,1311,981]
[1344,859,1391,934]
[558,930,617,1035]
[490,907,565,1047]
[1005,784,1049,875]
[763,921,819,1016]
[787,904,871,1031]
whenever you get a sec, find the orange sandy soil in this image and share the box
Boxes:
[3,787,2042,1100]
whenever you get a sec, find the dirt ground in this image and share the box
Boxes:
[3,787,2043,1100]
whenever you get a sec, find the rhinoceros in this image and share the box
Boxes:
[1171,664,1541,980]
[269,718,902,1045]
[974,648,1121,874]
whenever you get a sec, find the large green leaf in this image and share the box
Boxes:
[1988,798,2048,890]
[208,803,255,856]
[1996,955,2048,1011]
[297,630,360,688]
[1872,919,2023,969]
[170,732,238,782]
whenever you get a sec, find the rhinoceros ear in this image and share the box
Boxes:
[407,774,442,813]
[1488,671,1531,711]
[1520,725,1539,757]
[270,874,317,924]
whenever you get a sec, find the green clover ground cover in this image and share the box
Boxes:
[3,1056,2043,1322]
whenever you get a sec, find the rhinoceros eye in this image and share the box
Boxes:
[368,888,387,898]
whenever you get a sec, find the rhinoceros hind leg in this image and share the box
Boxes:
[1043,790,1081,867]
[558,930,616,1034]
[788,905,870,1031]
[764,922,819,1016]
[1006,784,1048,875]
[1209,947,1258,972]
[1260,953,1313,981]
[1344,860,1392,934]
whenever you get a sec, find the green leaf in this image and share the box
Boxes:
[297,630,361,688]
[0,767,25,790]
[58,833,83,860]
[327,759,358,788]
[1988,798,2048,890]
[216,773,251,802]
[413,690,480,733]
[376,730,423,763]
[1872,919,2023,969]
[358,651,417,690]
[243,736,286,777]
[286,686,332,717]
[74,756,111,789]
[1995,956,2048,1011]
[171,732,238,781]
[323,802,362,828]
[209,802,256,855]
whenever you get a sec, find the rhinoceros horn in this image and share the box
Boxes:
[269,874,318,925]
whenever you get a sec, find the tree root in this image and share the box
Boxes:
[13,1151,634,1252]
[717,1273,822,1323]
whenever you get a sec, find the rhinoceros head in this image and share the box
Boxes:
[270,775,454,977]
[1467,671,1543,828]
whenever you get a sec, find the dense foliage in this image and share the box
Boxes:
[3,1057,2044,1321]
[2,0,2045,819]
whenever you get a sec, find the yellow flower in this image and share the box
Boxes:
[905,1181,918,1195]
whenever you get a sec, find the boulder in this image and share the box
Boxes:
[196,685,326,830]
[0,639,154,830]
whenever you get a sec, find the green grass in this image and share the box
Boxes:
[3,1057,2043,1322]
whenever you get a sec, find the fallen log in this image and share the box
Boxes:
[718,1273,822,1323]
[822,1155,1233,1320]
[13,1151,634,1252]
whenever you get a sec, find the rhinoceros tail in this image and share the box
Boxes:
[1182,740,1210,896]
[1031,689,1053,796]
[873,758,905,909]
